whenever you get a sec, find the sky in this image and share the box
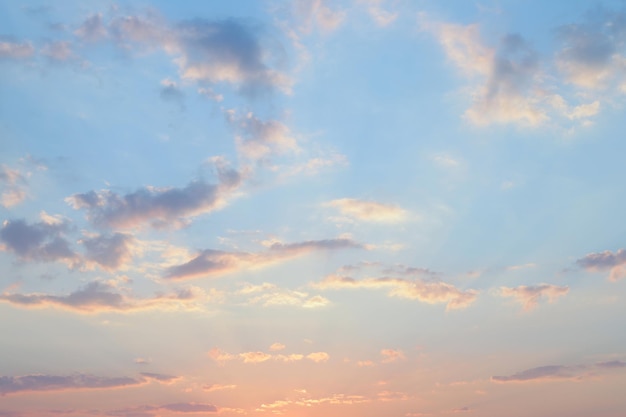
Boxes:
[1,0,626,416]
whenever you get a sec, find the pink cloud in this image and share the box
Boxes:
[576,248,626,281]
[499,284,568,310]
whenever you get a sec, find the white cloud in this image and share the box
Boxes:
[326,198,408,223]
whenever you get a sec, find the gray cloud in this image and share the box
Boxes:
[576,248,626,281]
[492,360,626,383]
[172,19,289,95]
[66,164,242,229]
[492,365,577,383]
[0,218,77,263]
[75,13,108,42]
[166,238,363,280]
[556,8,626,88]
[0,372,176,396]
[86,13,290,95]
[0,280,201,313]
[81,233,135,271]
[159,79,185,108]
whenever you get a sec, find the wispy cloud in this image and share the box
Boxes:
[498,284,569,311]
[203,383,237,392]
[0,372,177,396]
[359,0,397,27]
[420,18,547,126]
[0,164,29,208]
[314,274,477,310]
[420,16,600,128]
[0,281,205,314]
[0,38,34,59]
[325,198,408,223]
[41,41,74,62]
[291,0,346,34]
[165,238,363,280]
[492,360,626,383]
[107,402,217,416]
[380,349,406,363]
[208,348,329,364]
[226,110,299,162]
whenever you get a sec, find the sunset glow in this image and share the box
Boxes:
[1,1,626,417]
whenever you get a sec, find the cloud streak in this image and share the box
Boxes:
[165,238,363,280]
[492,360,626,383]
[0,372,177,396]
[66,163,242,230]
[314,273,478,310]
[0,281,203,314]
[208,348,329,364]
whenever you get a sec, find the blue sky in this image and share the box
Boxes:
[1,1,626,416]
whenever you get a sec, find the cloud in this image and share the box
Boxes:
[81,233,136,271]
[0,217,77,264]
[251,290,330,308]
[359,0,397,27]
[0,372,176,396]
[203,383,237,392]
[0,165,28,208]
[165,238,363,280]
[306,352,330,363]
[326,198,407,223]
[314,273,478,311]
[159,78,185,108]
[226,111,299,162]
[0,38,34,59]
[107,402,217,416]
[421,17,598,127]
[66,162,242,229]
[555,8,626,89]
[498,284,569,311]
[104,14,290,95]
[74,13,108,42]
[380,349,405,363]
[269,343,286,351]
[0,280,204,314]
[208,348,329,364]
[240,282,330,308]
[576,248,626,281]
[256,393,370,412]
[491,360,626,383]
[292,0,346,34]
[41,41,74,62]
